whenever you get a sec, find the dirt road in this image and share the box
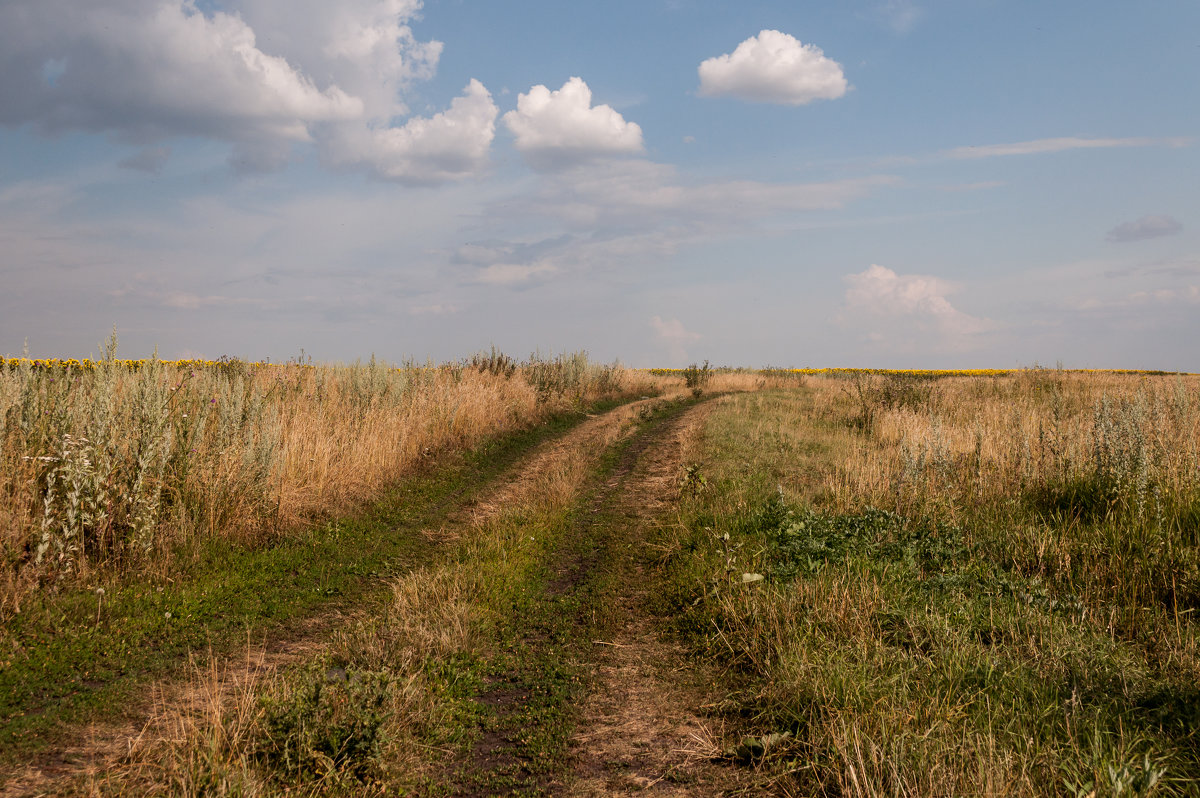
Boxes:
[4,393,742,796]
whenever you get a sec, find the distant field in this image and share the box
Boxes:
[1,360,1196,795]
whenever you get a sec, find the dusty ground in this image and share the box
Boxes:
[564,402,734,797]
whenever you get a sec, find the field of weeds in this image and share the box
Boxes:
[0,341,656,611]
[3,362,1198,796]
[656,369,1200,795]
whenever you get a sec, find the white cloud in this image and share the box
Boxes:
[697,30,848,106]
[843,264,992,339]
[229,0,441,120]
[0,0,497,181]
[0,1,363,143]
[322,80,498,184]
[651,316,701,363]
[1106,214,1183,243]
[502,77,644,170]
[944,136,1190,160]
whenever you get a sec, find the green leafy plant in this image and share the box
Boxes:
[256,661,392,783]
[683,360,712,396]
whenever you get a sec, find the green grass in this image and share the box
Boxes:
[0,397,632,769]
[649,388,1200,796]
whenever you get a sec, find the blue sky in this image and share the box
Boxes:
[1,0,1197,367]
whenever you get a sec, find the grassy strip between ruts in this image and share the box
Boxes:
[0,396,634,772]
[650,388,1200,796]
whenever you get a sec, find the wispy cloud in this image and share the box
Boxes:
[650,316,701,363]
[944,136,1190,160]
[473,261,558,287]
[862,1,923,34]
[1106,214,1183,243]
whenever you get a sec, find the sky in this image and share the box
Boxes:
[1,0,1197,368]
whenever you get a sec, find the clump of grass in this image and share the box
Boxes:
[466,346,518,379]
[255,660,394,784]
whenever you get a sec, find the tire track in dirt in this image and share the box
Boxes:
[0,396,674,798]
[563,401,733,798]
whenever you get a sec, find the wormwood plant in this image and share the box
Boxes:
[31,343,174,575]
[682,360,712,393]
[467,346,518,378]
[521,350,621,402]
[2,341,645,607]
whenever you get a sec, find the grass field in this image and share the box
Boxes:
[1,361,1197,796]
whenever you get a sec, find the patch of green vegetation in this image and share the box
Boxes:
[0,398,633,769]
[649,388,1200,796]
[256,658,393,784]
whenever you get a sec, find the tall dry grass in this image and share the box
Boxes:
[796,370,1200,615]
[811,370,1199,515]
[0,345,661,614]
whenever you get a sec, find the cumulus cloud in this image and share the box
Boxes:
[502,77,644,170]
[0,0,496,181]
[229,0,441,119]
[843,264,992,340]
[1106,215,1183,243]
[0,1,362,142]
[323,80,498,184]
[651,316,701,363]
[697,30,848,105]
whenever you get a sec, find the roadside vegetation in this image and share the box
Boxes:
[1,339,649,606]
[5,357,1199,796]
[654,371,1200,795]
[83,394,703,796]
[0,338,662,767]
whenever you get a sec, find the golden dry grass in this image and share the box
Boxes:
[0,354,669,614]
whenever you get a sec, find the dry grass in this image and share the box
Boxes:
[64,394,686,795]
[86,566,487,795]
[0,350,667,615]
